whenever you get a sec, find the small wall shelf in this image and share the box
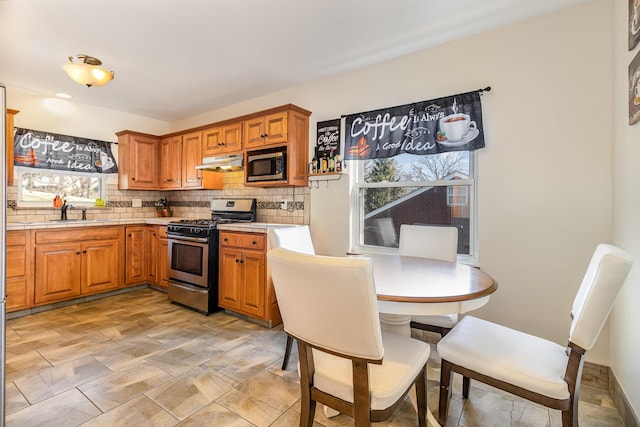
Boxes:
[307,172,345,188]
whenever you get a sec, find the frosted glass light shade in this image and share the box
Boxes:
[61,55,114,87]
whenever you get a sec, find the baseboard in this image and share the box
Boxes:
[609,368,640,427]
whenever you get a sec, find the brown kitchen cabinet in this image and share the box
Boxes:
[5,230,33,312]
[181,131,204,189]
[117,131,159,190]
[243,105,310,187]
[243,110,288,149]
[34,227,121,305]
[6,109,19,186]
[203,121,243,156]
[148,226,169,289]
[219,231,281,326]
[124,226,151,285]
[159,135,182,189]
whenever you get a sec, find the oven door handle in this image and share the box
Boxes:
[168,235,209,244]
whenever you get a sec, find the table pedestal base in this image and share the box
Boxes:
[379,313,412,336]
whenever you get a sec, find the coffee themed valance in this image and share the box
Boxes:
[14,128,118,174]
[344,88,488,160]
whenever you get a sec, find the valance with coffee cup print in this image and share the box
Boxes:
[344,90,485,160]
[13,128,118,174]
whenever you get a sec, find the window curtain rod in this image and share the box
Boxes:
[339,86,491,119]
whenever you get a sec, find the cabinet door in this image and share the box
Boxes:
[222,123,243,152]
[157,236,169,289]
[181,131,203,189]
[147,228,158,284]
[35,243,82,304]
[131,135,159,189]
[125,227,148,285]
[203,126,224,157]
[240,250,266,318]
[160,136,182,189]
[264,111,287,146]
[6,231,32,312]
[82,239,120,294]
[219,247,243,311]
[243,117,266,149]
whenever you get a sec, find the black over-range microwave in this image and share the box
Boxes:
[246,148,287,182]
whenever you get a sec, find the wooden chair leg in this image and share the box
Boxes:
[462,376,470,399]
[297,343,316,427]
[282,335,293,370]
[415,366,427,427]
[439,359,453,425]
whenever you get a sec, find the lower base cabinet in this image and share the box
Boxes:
[6,230,33,312]
[34,228,121,305]
[219,231,281,326]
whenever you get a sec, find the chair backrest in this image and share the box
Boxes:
[267,247,384,360]
[569,244,632,350]
[268,225,316,255]
[398,224,458,262]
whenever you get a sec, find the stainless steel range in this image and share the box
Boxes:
[167,198,256,314]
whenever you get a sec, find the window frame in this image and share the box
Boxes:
[16,166,108,208]
[349,151,478,265]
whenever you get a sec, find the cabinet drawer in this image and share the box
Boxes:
[220,232,265,250]
[35,226,120,244]
[6,231,26,246]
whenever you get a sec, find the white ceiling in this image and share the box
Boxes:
[0,0,589,122]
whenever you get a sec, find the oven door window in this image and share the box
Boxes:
[169,239,209,288]
[171,243,203,275]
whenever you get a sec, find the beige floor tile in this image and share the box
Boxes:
[80,395,179,427]
[5,382,30,415]
[5,388,101,427]
[146,366,239,420]
[5,350,52,383]
[99,317,164,341]
[216,387,285,427]
[14,355,110,404]
[235,370,300,412]
[78,362,173,412]
[146,339,223,376]
[205,342,281,382]
[92,335,168,371]
[177,402,255,427]
[37,333,114,366]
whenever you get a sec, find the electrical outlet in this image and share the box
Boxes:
[280,200,287,210]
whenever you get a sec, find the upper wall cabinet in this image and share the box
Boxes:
[243,105,311,188]
[181,131,204,189]
[117,131,159,190]
[243,111,288,149]
[6,109,19,186]
[203,122,243,157]
[159,135,182,189]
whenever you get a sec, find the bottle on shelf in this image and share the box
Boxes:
[328,148,335,173]
[335,154,342,173]
[321,153,328,173]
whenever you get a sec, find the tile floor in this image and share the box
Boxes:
[4,288,625,426]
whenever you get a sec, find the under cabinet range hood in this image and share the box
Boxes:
[195,153,244,172]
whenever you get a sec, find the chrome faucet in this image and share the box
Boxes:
[60,200,68,220]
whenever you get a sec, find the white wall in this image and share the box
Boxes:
[4,2,619,369]
[611,0,640,417]
[176,1,614,361]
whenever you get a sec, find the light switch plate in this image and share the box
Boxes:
[132,198,142,208]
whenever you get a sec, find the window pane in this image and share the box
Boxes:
[360,185,470,254]
[364,152,470,183]
[20,171,103,204]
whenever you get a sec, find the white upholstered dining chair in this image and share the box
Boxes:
[398,224,459,336]
[437,244,632,426]
[267,247,430,427]
[267,226,316,370]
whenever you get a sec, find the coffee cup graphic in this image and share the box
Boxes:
[439,113,477,142]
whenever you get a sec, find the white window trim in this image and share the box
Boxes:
[349,151,478,266]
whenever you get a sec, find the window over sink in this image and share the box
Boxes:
[16,166,108,207]
[350,151,477,264]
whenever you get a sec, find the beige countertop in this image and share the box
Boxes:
[6,219,300,232]
[6,217,183,231]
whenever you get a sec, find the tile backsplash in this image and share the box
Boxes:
[6,171,309,224]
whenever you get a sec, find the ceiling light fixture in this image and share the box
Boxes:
[61,54,114,87]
